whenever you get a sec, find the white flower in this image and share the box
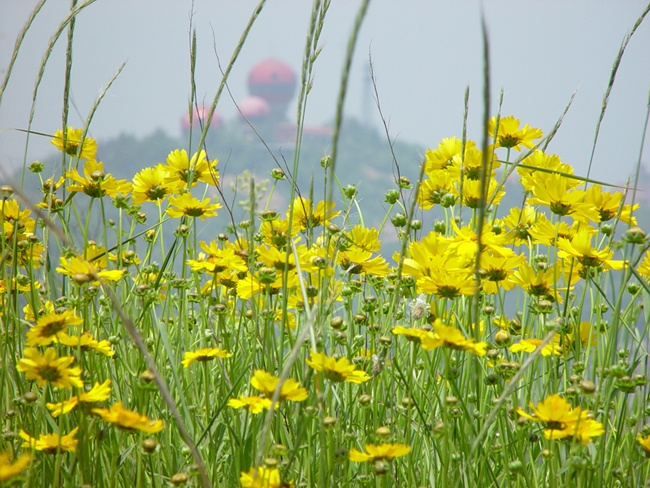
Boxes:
[409,294,430,320]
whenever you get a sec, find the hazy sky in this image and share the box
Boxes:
[1,0,649,182]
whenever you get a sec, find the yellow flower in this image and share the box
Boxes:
[557,228,624,270]
[187,241,248,275]
[16,347,83,389]
[391,325,432,344]
[181,347,232,368]
[0,451,31,481]
[108,249,141,267]
[250,370,308,402]
[448,145,500,181]
[460,178,505,209]
[59,332,115,356]
[348,443,411,462]
[517,394,582,428]
[0,277,41,295]
[255,244,298,273]
[638,251,650,279]
[420,319,487,356]
[79,379,112,402]
[162,149,219,188]
[344,225,383,253]
[0,199,44,268]
[501,206,538,245]
[240,466,293,488]
[51,127,97,160]
[488,115,543,150]
[56,256,127,284]
[423,137,475,172]
[510,262,578,302]
[527,172,599,223]
[306,351,370,384]
[1,198,36,238]
[260,218,300,249]
[46,397,79,418]
[132,165,179,205]
[166,193,221,219]
[288,197,340,231]
[449,220,515,260]
[66,160,131,198]
[92,402,164,433]
[543,417,604,445]
[509,336,563,356]
[478,252,525,295]
[20,428,79,453]
[417,172,458,209]
[584,184,637,225]
[26,309,82,347]
[46,380,111,417]
[570,321,598,348]
[519,394,604,445]
[527,213,589,247]
[400,231,451,277]
[338,248,390,277]
[23,300,55,322]
[518,150,574,191]
[637,434,650,456]
[227,396,272,414]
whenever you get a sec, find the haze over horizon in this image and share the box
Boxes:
[1,0,649,183]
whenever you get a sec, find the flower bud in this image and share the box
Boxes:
[384,189,400,204]
[624,227,646,244]
[271,168,286,180]
[142,438,158,453]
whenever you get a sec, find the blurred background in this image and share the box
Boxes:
[1,0,649,183]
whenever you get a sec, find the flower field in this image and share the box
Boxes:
[2,2,650,487]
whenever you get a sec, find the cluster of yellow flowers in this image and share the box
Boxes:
[4,116,650,485]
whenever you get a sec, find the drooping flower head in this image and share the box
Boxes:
[392,325,432,344]
[59,332,115,356]
[46,380,111,417]
[557,228,625,271]
[0,451,31,481]
[181,347,232,368]
[240,466,293,488]
[420,319,487,356]
[250,370,308,402]
[509,336,563,356]
[306,351,371,384]
[228,396,272,414]
[66,160,131,198]
[56,255,127,284]
[584,184,638,225]
[20,428,79,453]
[348,443,411,462]
[527,173,599,223]
[92,402,164,433]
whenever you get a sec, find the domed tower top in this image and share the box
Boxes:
[248,59,296,118]
[181,105,222,131]
[238,96,271,121]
